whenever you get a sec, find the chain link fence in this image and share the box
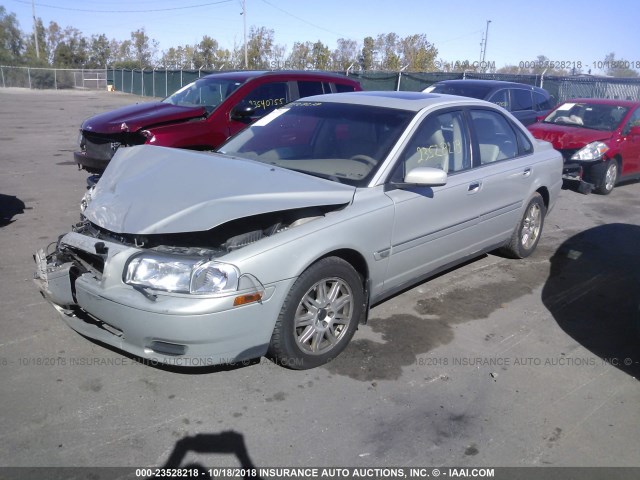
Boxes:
[0,66,107,90]
[2,66,639,104]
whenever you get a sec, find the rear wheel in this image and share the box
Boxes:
[594,159,618,195]
[500,193,546,259]
[268,257,363,369]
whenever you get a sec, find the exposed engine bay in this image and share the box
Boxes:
[71,205,338,257]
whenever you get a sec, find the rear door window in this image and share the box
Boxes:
[488,90,510,110]
[470,109,519,164]
[511,89,534,112]
[534,91,552,111]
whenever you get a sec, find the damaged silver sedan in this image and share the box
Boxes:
[35,92,563,369]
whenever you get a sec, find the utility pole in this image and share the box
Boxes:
[241,0,248,69]
[481,20,491,63]
[32,0,40,59]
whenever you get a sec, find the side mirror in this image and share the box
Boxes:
[402,167,448,187]
[629,125,640,137]
[230,104,256,122]
[535,115,546,123]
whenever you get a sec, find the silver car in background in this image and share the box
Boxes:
[35,92,563,369]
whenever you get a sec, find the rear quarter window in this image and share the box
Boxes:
[298,81,325,98]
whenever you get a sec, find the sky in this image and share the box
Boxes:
[4,0,640,74]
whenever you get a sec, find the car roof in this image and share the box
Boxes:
[561,98,640,108]
[298,90,501,112]
[201,70,359,84]
[433,79,547,93]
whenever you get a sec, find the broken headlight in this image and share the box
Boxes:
[124,253,239,294]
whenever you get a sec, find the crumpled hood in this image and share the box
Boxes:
[81,102,206,134]
[528,123,612,150]
[84,145,356,235]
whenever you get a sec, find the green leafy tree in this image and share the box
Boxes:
[23,17,47,65]
[0,6,24,64]
[359,36,375,70]
[194,35,218,69]
[400,34,437,71]
[130,28,158,68]
[246,26,276,69]
[287,41,312,69]
[52,27,87,67]
[86,34,111,68]
[376,33,401,71]
[311,40,331,70]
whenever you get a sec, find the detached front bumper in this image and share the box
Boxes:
[34,233,289,367]
[562,162,595,194]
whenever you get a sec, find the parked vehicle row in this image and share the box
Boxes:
[36,91,563,369]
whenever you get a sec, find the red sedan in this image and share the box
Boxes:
[528,98,640,194]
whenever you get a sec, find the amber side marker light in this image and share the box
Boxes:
[233,292,263,306]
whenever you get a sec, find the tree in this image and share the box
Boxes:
[0,6,23,64]
[311,40,331,70]
[193,36,219,69]
[246,26,277,69]
[287,41,313,70]
[400,34,437,71]
[376,33,401,70]
[87,34,110,68]
[331,38,358,71]
[51,26,87,67]
[359,36,375,70]
[45,21,62,64]
[603,52,639,78]
[130,28,158,68]
[23,17,47,65]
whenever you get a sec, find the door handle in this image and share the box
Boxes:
[523,167,532,177]
[468,181,481,193]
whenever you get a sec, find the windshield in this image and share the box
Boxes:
[162,77,243,113]
[218,101,414,187]
[544,102,629,131]
[425,83,493,99]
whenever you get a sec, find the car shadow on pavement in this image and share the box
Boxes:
[541,223,640,379]
[152,430,263,479]
[0,193,26,227]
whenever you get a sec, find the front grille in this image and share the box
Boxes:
[66,246,105,276]
[82,133,121,161]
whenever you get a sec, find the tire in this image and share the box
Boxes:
[268,257,364,370]
[500,193,546,259]
[594,159,618,195]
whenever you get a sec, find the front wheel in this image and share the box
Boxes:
[268,257,364,369]
[500,193,546,259]
[594,159,618,195]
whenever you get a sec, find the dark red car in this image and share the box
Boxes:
[75,71,362,172]
[528,98,640,194]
